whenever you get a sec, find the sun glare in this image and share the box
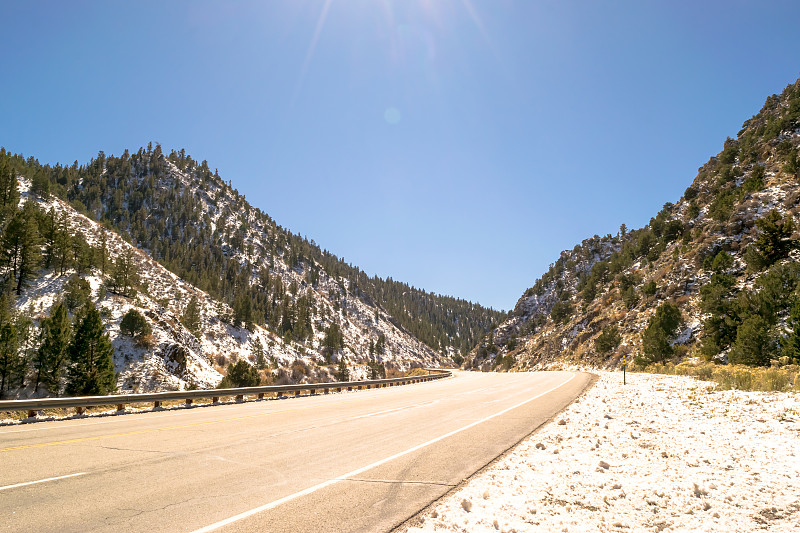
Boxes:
[291,0,493,107]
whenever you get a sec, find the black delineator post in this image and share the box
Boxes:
[622,354,627,385]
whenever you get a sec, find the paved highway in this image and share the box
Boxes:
[0,370,592,532]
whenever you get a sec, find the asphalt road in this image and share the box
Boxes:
[0,370,592,533]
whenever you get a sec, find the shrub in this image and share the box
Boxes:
[219,359,260,388]
[595,325,621,354]
[639,362,799,392]
[550,301,573,325]
[136,334,156,349]
[120,309,152,339]
[642,281,657,296]
[291,359,308,382]
[622,287,639,309]
[688,201,700,219]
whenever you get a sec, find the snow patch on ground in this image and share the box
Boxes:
[406,372,800,532]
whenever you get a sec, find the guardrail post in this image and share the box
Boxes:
[185,399,193,407]
[212,396,219,404]
[76,406,85,415]
[236,394,244,402]
[27,410,36,418]
[258,393,264,400]
[324,388,329,394]
[153,401,161,409]
[294,390,301,397]
[116,404,125,413]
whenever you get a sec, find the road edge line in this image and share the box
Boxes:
[393,371,599,532]
[190,372,579,533]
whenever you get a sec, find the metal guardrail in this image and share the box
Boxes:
[0,370,452,418]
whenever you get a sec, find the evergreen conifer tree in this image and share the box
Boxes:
[0,294,18,393]
[595,325,621,354]
[640,302,682,364]
[784,299,800,364]
[729,315,774,366]
[65,302,116,396]
[336,356,349,382]
[745,210,797,271]
[182,294,202,336]
[108,248,140,297]
[98,231,108,275]
[2,201,43,295]
[13,311,35,390]
[34,301,72,393]
[0,157,19,226]
[252,336,267,370]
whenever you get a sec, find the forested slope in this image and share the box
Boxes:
[470,78,800,372]
[0,144,502,398]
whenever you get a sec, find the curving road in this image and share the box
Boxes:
[0,370,592,532]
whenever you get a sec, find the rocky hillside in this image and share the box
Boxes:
[470,78,800,371]
[0,146,503,397]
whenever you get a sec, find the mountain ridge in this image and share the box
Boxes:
[469,77,800,371]
[0,145,503,397]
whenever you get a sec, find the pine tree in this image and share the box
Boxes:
[595,325,621,354]
[640,302,682,364]
[34,301,72,394]
[48,211,72,275]
[336,356,349,382]
[375,333,386,354]
[65,302,116,396]
[0,157,19,226]
[2,201,43,295]
[182,294,202,336]
[745,209,797,271]
[0,295,18,393]
[322,322,344,363]
[13,311,35,390]
[234,293,254,331]
[108,248,140,297]
[252,336,267,370]
[729,315,775,366]
[98,231,108,275]
[72,234,94,276]
[784,299,800,364]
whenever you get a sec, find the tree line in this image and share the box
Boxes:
[2,144,504,359]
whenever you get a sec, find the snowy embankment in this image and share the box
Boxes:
[406,372,800,533]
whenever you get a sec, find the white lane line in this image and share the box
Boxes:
[347,400,439,421]
[0,472,86,492]
[191,373,577,533]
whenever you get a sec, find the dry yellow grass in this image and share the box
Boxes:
[635,360,800,392]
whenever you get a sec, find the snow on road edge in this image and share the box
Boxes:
[405,372,800,533]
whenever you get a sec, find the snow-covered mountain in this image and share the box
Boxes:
[0,144,502,397]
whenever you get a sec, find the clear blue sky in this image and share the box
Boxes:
[2,1,799,311]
